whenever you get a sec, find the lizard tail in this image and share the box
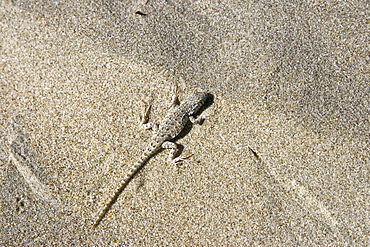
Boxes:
[93,143,160,227]
[93,160,147,227]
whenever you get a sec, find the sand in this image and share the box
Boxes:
[1,0,369,245]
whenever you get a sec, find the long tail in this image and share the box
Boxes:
[93,141,161,227]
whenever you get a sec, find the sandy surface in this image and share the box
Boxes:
[1,0,369,245]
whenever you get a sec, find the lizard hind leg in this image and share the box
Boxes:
[170,84,181,106]
[189,115,206,125]
[162,141,193,165]
[170,94,180,107]
[140,101,159,132]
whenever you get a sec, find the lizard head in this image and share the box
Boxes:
[185,92,209,115]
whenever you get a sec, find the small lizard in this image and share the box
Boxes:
[93,92,209,227]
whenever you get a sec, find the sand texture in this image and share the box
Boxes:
[1,0,369,245]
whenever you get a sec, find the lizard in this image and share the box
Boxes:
[93,92,209,227]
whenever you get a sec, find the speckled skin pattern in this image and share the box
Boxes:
[94,92,209,227]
